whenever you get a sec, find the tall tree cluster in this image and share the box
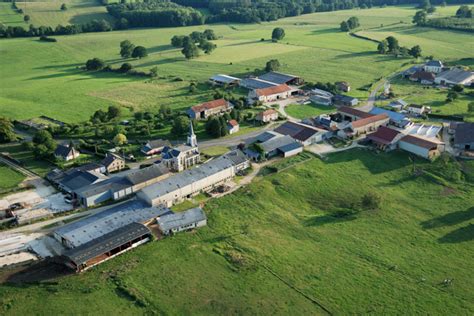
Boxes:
[171,29,218,59]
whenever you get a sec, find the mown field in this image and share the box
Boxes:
[0,164,24,191]
[1,6,472,123]
[285,103,336,120]
[0,3,25,27]
[1,149,473,314]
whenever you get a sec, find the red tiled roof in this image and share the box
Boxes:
[366,126,400,145]
[228,119,238,127]
[255,84,291,96]
[338,106,373,119]
[400,135,439,149]
[191,98,228,113]
[352,114,388,128]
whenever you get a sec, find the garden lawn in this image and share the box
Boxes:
[1,149,473,314]
[2,6,471,123]
[285,103,336,119]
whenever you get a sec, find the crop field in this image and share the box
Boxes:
[15,0,114,27]
[1,6,472,123]
[0,163,25,191]
[1,149,473,314]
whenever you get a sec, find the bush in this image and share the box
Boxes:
[361,192,382,210]
[39,35,57,42]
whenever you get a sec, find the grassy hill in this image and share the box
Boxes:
[1,149,473,314]
[0,3,25,27]
[0,5,473,123]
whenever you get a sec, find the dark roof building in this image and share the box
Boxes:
[274,121,327,145]
[141,139,171,155]
[333,95,359,107]
[240,78,277,90]
[366,126,401,150]
[410,70,435,83]
[59,170,106,193]
[453,122,474,150]
[54,143,79,161]
[258,71,303,85]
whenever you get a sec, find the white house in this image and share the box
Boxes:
[248,84,292,104]
[423,60,443,73]
[227,120,239,134]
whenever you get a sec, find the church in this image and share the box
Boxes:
[161,122,200,172]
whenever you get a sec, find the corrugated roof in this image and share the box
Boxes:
[274,121,324,142]
[454,122,474,145]
[278,142,303,153]
[338,106,373,119]
[258,72,299,84]
[436,68,473,84]
[59,170,105,191]
[352,114,388,128]
[400,135,439,149]
[369,107,408,124]
[260,135,296,153]
[367,126,400,145]
[157,207,206,232]
[241,78,277,90]
[255,84,291,97]
[55,200,172,247]
[410,70,435,81]
[125,164,169,185]
[210,74,240,83]
[63,222,151,265]
[191,99,229,113]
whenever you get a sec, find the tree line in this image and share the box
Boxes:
[377,36,422,58]
[413,5,474,32]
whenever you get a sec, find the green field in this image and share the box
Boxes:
[0,163,25,191]
[15,0,114,27]
[285,103,336,120]
[0,144,55,177]
[2,6,472,123]
[0,3,25,27]
[1,149,473,314]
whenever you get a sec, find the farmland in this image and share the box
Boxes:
[0,164,24,191]
[1,149,473,314]
[285,103,336,120]
[1,6,472,123]
[0,3,24,27]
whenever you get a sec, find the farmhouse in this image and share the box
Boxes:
[333,94,359,107]
[399,135,443,160]
[54,143,80,161]
[345,114,389,137]
[336,81,351,92]
[434,68,474,86]
[258,71,303,85]
[157,207,207,236]
[310,88,333,106]
[369,107,412,128]
[248,84,293,104]
[62,222,152,273]
[256,109,279,123]
[101,153,125,174]
[453,122,474,150]
[409,70,435,85]
[54,200,172,249]
[187,99,233,120]
[209,74,240,87]
[423,60,444,73]
[338,106,373,121]
[366,126,402,151]
[141,139,171,156]
[138,150,249,207]
[274,121,328,146]
[227,119,239,134]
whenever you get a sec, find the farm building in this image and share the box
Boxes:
[333,95,359,107]
[246,134,303,160]
[227,120,239,134]
[310,88,333,106]
[54,143,80,161]
[406,123,442,139]
[423,60,444,73]
[57,170,107,194]
[138,151,249,207]
[338,106,372,122]
[342,114,389,138]
[157,207,207,236]
[101,153,125,174]
[258,71,303,85]
[435,68,474,86]
[388,99,408,111]
[402,65,422,78]
[187,99,233,120]
[407,104,427,116]
[240,78,277,90]
[274,121,329,146]
[409,70,435,85]
[141,139,171,156]
[54,200,172,249]
[399,135,443,160]
[209,74,240,87]
[369,107,412,128]
[453,123,474,150]
[366,126,402,151]
[248,84,293,104]
[256,109,279,123]
[62,222,152,272]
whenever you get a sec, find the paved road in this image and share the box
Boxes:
[359,72,401,112]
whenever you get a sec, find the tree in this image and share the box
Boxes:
[446,91,458,102]
[120,40,135,58]
[132,46,147,59]
[60,3,67,11]
[199,39,216,54]
[271,27,285,41]
[113,133,127,145]
[85,58,106,71]
[377,40,388,54]
[24,15,30,23]
[418,0,431,10]
[0,117,17,143]
[265,59,280,72]
[190,31,204,43]
[205,117,221,138]
[409,45,422,58]
[149,66,158,78]
[413,10,427,25]
[340,21,349,32]
[451,84,464,93]
[91,109,108,123]
[171,35,186,47]
[203,29,217,40]
[119,62,133,73]
[386,36,399,53]
[468,102,474,113]
[107,105,121,120]
[456,5,472,18]
[32,130,56,157]
[181,42,199,59]
[171,116,190,135]
[426,6,436,14]
[361,192,382,210]
[347,16,360,29]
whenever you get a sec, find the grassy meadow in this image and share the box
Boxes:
[0,3,24,27]
[1,149,473,314]
[0,164,25,191]
[1,6,472,123]
[285,103,336,119]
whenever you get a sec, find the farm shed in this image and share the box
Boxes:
[157,207,207,236]
[399,135,443,160]
[258,71,303,85]
[209,74,240,87]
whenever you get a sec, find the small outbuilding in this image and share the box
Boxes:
[366,126,402,151]
[227,120,239,134]
[157,207,207,236]
[399,135,442,160]
[333,95,359,107]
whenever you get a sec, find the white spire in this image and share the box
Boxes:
[187,121,197,147]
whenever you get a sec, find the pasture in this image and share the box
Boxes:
[1,149,473,314]
[0,3,24,27]
[285,103,336,119]
[0,164,24,191]
[1,6,472,123]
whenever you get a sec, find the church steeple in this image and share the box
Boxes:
[187,121,197,147]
